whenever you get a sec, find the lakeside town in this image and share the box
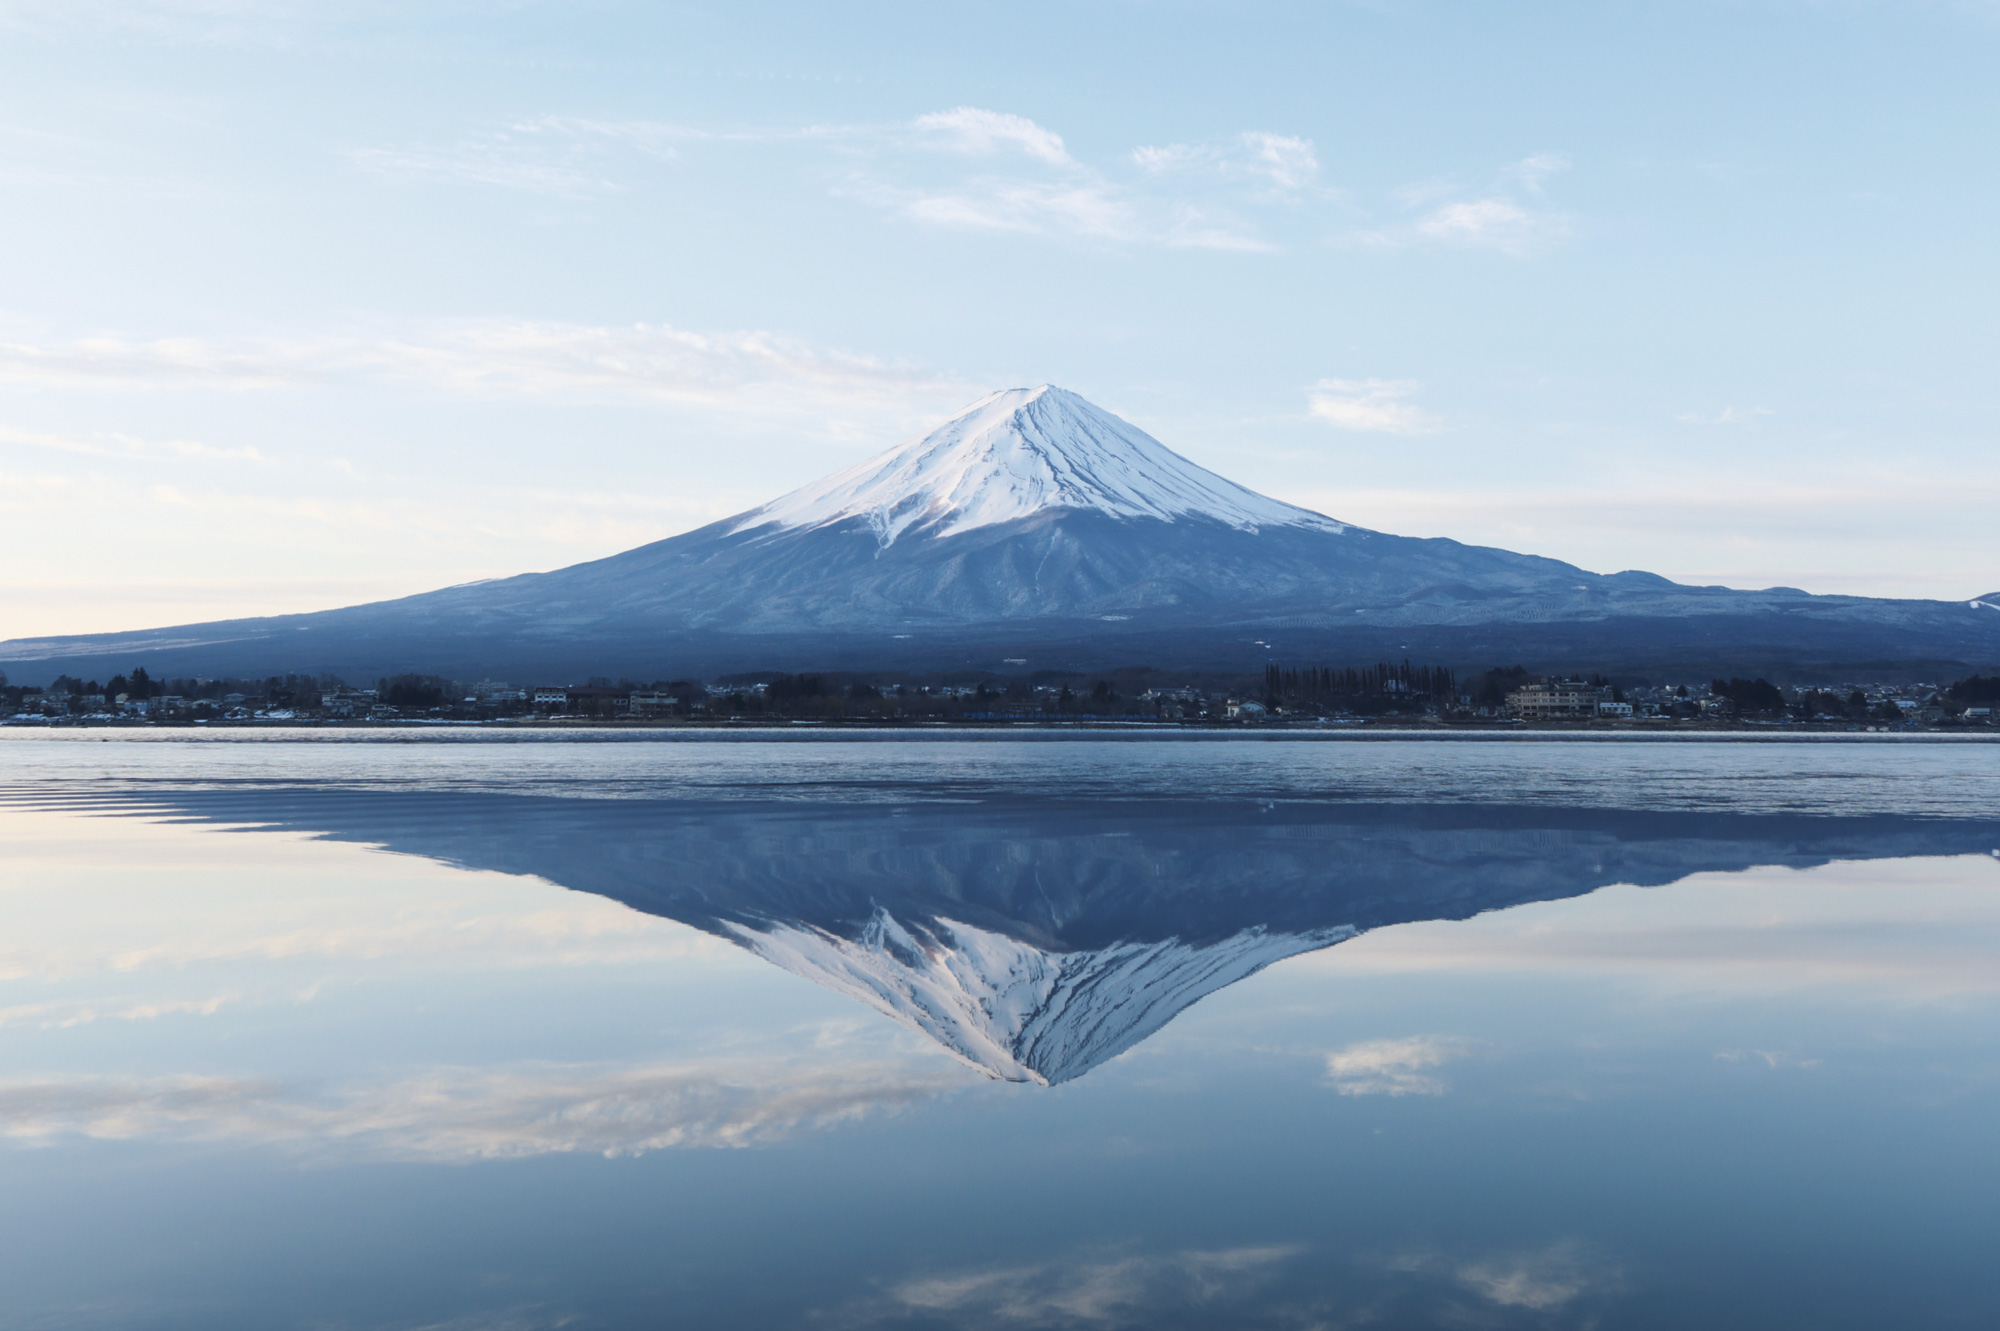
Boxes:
[5,663,1997,730]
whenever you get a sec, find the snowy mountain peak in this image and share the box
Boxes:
[733,385,1346,546]
[728,908,1357,1085]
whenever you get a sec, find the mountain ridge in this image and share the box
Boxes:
[3,385,1996,682]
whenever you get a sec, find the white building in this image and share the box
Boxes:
[1506,681,1611,719]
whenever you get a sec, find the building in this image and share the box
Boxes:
[1506,680,1612,719]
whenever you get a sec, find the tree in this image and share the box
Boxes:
[1947,674,2000,704]
[1710,677,1785,714]
[767,674,825,707]
[377,675,449,709]
[1469,666,1529,710]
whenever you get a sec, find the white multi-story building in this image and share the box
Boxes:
[1506,680,1611,719]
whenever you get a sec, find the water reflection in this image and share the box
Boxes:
[53,787,2000,1084]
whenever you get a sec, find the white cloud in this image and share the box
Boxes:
[0,333,310,390]
[1456,1241,1604,1310]
[1132,131,1321,190]
[0,319,972,416]
[1130,142,1203,173]
[1354,154,1573,254]
[1414,198,1569,254]
[342,107,1564,261]
[1715,1048,1822,1069]
[874,112,1298,249]
[0,993,233,1029]
[1676,405,1774,425]
[912,107,1073,165]
[874,177,1269,251]
[891,178,1131,237]
[1324,1034,1469,1096]
[1306,378,1441,434]
[881,1245,1302,1325]
[0,423,263,463]
[1240,132,1320,188]
[1505,151,1571,194]
[1379,1241,1617,1313]
[0,1057,965,1158]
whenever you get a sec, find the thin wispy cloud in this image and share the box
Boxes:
[1307,378,1441,434]
[0,333,309,390]
[0,320,974,418]
[345,107,1321,251]
[350,116,695,197]
[1415,198,1568,253]
[1359,153,1573,255]
[1676,405,1774,425]
[1382,1240,1615,1312]
[912,106,1073,165]
[0,423,264,464]
[0,1056,966,1159]
[1506,151,1571,194]
[0,993,233,1029]
[873,1244,1303,1326]
[868,110,1279,250]
[0,0,304,46]
[861,177,1270,251]
[1132,131,1324,191]
[1324,1034,1470,1096]
[342,106,1566,258]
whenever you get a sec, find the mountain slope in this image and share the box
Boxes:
[3,385,1996,680]
[32,787,2000,1084]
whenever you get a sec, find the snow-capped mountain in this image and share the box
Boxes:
[40,786,2000,1086]
[734,385,1344,546]
[4,384,1996,681]
[733,909,1354,1084]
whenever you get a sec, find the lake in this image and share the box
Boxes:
[2,730,1998,1329]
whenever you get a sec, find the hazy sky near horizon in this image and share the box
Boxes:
[2,0,1996,640]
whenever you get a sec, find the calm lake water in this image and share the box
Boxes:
[3,731,1998,1329]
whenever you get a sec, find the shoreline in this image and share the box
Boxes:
[2,721,1995,743]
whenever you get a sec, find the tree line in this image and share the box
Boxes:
[1265,661,1459,700]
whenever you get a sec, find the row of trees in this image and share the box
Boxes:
[1265,661,1459,701]
[1948,674,2000,704]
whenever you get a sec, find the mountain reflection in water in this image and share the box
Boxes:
[65,787,2000,1085]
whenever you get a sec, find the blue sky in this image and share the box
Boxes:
[3,0,1996,638]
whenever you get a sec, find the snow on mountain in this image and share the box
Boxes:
[7,384,1998,682]
[729,907,1357,1085]
[732,384,1347,547]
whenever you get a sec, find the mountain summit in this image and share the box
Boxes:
[3,385,1996,680]
[735,385,1344,546]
